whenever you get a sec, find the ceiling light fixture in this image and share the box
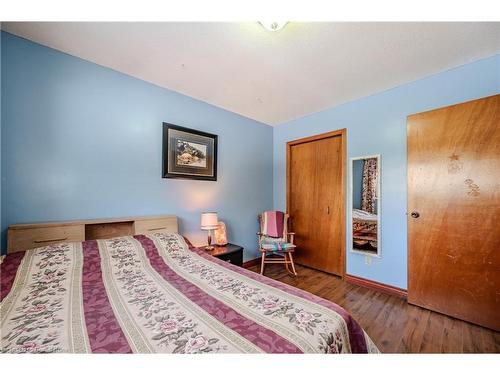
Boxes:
[258,21,288,32]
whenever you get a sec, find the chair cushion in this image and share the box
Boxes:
[261,241,296,252]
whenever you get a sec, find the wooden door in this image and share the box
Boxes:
[287,129,345,276]
[407,94,500,331]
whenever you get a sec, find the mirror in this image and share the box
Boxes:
[350,155,381,257]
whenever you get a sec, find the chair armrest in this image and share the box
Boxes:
[256,232,265,249]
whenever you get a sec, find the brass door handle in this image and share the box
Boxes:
[411,211,420,219]
[148,227,166,231]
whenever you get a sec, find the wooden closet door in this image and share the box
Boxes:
[407,95,500,331]
[287,130,345,276]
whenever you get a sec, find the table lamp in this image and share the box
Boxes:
[201,212,218,250]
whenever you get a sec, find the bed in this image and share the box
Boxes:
[1,223,378,354]
[352,209,378,252]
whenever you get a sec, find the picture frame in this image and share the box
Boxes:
[162,123,218,180]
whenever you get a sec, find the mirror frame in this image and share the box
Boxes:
[349,154,381,258]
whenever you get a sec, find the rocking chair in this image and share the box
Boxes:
[257,211,297,276]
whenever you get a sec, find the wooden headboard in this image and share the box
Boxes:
[7,215,178,254]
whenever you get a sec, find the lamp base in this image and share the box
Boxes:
[205,229,214,250]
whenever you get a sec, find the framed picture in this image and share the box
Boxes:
[162,123,218,180]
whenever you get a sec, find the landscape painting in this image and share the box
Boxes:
[176,140,207,168]
[162,123,218,180]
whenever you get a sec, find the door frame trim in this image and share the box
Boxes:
[286,128,347,278]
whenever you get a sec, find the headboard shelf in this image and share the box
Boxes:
[7,215,178,253]
[8,215,178,229]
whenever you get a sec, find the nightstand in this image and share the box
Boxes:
[205,243,243,267]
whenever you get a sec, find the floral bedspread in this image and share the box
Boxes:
[0,234,379,354]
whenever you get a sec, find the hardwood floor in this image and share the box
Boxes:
[247,264,500,353]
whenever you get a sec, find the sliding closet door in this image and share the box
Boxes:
[407,95,500,331]
[287,130,345,276]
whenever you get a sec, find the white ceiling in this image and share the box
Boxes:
[2,22,499,126]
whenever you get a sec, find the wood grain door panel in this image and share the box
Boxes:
[287,130,345,276]
[407,94,500,331]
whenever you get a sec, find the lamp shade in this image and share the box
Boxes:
[201,212,218,230]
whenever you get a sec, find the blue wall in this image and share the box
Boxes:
[0,32,274,258]
[2,31,499,289]
[273,54,500,289]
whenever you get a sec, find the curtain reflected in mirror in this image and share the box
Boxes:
[351,155,381,256]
